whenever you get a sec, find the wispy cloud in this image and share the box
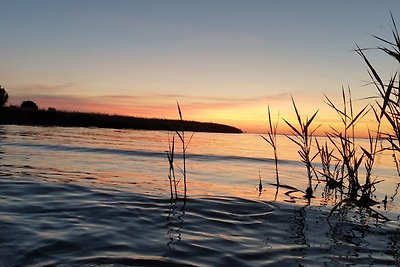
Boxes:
[11,82,76,94]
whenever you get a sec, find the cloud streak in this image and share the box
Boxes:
[11,82,76,94]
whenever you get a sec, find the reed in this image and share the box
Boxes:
[166,103,194,199]
[356,106,384,205]
[261,106,280,187]
[283,97,320,198]
[315,138,342,190]
[174,102,194,198]
[324,88,369,199]
[323,85,385,219]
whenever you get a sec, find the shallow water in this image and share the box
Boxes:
[0,125,399,266]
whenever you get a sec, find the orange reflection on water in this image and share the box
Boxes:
[5,125,399,215]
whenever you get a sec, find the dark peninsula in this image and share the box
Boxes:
[0,107,243,134]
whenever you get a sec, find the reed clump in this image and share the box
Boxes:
[261,15,399,221]
[356,13,400,175]
[315,138,342,190]
[324,88,370,200]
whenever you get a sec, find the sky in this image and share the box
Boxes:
[1,0,400,134]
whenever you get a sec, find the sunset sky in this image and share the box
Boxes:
[1,1,400,133]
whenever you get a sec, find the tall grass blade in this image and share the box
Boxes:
[380,74,397,118]
[283,118,302,137]
[291,97,303,130]
[345,105,369,130]
[305,110,319,129]
[356,45,384,89]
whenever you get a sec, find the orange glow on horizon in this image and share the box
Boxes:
[8,92,388,138]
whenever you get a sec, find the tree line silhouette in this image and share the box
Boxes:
[0,85,242,134]
[0,85,38,110]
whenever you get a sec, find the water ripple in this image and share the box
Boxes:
[0,177,399,266]
[0,141,298,165]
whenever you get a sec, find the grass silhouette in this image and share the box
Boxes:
[283,97,319,198]
[261,106,280,188]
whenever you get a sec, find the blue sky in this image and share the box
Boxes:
[1,1,399,132]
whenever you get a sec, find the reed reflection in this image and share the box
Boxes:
[0,126,6,169]
[390,183,400,203]
[387,227,400,261]
[321,183,344,207]
[166,198,186,249]
[291,203,310,247]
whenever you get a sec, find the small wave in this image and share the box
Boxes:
[62,256,198,267]
[1,141,166,158]
[0,141,297,166]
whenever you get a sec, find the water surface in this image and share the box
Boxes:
[0,125,399,266]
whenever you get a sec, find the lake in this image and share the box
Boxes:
[0,125,399,266]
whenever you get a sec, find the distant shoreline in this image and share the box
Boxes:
[0,107,243,134]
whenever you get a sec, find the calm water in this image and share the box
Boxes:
[0,125,399,266]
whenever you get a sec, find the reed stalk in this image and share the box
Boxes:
[175,102,194,198]
[167,134,178,199]
[261,106,280,187]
